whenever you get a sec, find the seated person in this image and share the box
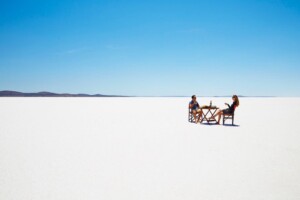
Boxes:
[212,95,239,124]
[189,95,203,123]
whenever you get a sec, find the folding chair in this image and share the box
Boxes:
[188,108,200,123]
[222,106,237,125]
[223,112,235,125]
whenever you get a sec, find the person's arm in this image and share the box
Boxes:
[225,103,230,108]
[189,101,194,109]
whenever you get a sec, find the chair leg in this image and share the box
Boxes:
[222,115,235,125]
[189,113,195,123]
[188,111,193,122]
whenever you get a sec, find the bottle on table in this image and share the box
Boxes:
[210,100,212,107]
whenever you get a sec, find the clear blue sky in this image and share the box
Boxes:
[0,0,299,96]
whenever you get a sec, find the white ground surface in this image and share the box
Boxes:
[0,97,300,200]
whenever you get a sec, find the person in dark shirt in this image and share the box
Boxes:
[212,95,240,124]
[189,95,203,123]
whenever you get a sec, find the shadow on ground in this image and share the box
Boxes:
[190,122,240,127]
[222,124,240,127]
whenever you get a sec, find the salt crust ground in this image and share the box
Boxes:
[0,97,300,200]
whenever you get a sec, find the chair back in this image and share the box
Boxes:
[232,104,239,113]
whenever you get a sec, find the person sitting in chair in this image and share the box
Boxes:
[212,95,239,124]
[189,95,203,123]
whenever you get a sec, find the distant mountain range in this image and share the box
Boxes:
[0,90,128,97]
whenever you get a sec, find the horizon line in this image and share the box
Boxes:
[0,90,299,98]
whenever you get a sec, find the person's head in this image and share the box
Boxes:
[191,95,196,101]
[232,95,239,106]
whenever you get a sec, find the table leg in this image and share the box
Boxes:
[199,108,219,124]
[208,109,218,123]
[200,110,209,123]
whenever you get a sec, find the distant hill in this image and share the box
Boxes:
[0,90,128,97]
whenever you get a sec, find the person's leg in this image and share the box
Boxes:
[192,110,197,123]
[217,111,223,124]
[196,109,202,123]
[211,109,222,123]
[200,109,203,121]
[211,109,221,119]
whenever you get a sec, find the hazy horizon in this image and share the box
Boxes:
[0,89,299,97]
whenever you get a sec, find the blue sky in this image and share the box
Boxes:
[0,0,299,96]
